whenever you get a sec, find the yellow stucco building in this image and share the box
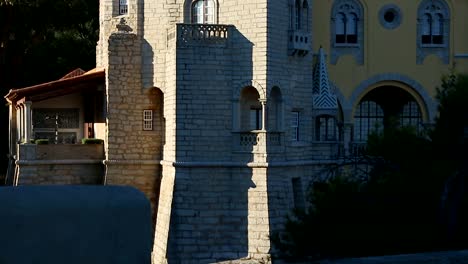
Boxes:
[312,0,468,144]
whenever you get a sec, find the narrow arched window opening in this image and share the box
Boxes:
[295,0,301,30]
[191,0,214,24]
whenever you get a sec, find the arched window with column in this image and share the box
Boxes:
[240,87,263,131]
[417,0,450,63]
[330,0,364,64]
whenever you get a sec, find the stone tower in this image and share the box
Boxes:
[97,0,322,263]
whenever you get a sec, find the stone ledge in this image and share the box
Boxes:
[16,160,103,165]
[312,250,468,264]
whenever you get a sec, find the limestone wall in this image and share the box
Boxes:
[14,144,104,185]
[104,31,163,221]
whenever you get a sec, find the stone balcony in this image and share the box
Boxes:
[233,131,283,153]
[288,30,311,56]
[168,23,234,47]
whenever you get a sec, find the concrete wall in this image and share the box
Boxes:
[0,185,152,264]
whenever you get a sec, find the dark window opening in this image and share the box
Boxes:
[384,11,395,23]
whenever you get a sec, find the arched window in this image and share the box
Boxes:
[335,13,346,43]
[240,87,262,131]
[295,0,301,30]
[346,13,358,43]
[316,115,338,141]
[268,87,283,131]
[330,0,364,64]
[417,0,450,63]
[421,14,432,43]
[191,0,214,24]
[353,101,384,142]
[399,101,423,132]
[302,0,309,31]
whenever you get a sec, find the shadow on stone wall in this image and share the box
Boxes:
[161,27,256,262]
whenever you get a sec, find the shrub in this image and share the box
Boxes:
[81,138,104,144]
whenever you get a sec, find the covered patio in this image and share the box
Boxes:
[4,68,106,185]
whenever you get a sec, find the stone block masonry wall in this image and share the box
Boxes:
[174,45,234,161]
[14,144,104,185]
[105,31,163,220]
[266,0,315,161]
[156,166,271,263]
[16,163,103,185]
[219,0,268,90]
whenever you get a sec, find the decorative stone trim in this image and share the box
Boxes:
[103,159,161,165]
[16,160,103,165]
[416,0,450,64]
[349,73,437,122]
[379,4,402,30]
[159,159,340,168]
[233,80,266,100]
[330,0,364,65]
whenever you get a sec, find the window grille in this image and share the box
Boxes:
[316,115,337,141]
[119,0,128,15]
[353,101,384,142]
[143,110,153,131]
[291,111,300,141]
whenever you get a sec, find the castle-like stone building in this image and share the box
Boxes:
[4,0,468,263]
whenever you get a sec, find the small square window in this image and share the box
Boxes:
[119,0,128,15]
[143,110,153,131]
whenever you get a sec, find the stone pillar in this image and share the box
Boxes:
[8,103,17,156]
[24,101,32,143]
[343,122,353,156]
[260,99,267,131]
[18,105,23,142]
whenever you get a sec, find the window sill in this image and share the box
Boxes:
[334,43,360,48]
[421,44,445,48]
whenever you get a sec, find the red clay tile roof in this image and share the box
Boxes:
[59,68,86,79]
[4,68,105,104]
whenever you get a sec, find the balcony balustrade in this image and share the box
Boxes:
[288,30,311,56]
[234,131,283,152]
[168,23,233,47]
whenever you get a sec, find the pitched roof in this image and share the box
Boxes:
[4,68,105,104]
[312,47,338,111]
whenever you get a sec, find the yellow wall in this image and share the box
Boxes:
[312,0,468,120]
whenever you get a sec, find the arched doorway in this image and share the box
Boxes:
[353,86,424,142]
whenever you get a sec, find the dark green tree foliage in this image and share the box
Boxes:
[1,0,98,86]
[0,0,98,178]
[432,73,468,162]
[274,74,468,260]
